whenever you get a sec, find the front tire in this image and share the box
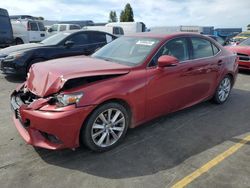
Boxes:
[81,102,130,152]
[212,75,232,104]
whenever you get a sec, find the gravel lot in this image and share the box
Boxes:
[0,72,250,188]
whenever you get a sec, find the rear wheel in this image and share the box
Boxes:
[15,38,24,45]
[81,102,130,152]
[212,75,232,104]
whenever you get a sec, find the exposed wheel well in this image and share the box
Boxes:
[226,73,235,85]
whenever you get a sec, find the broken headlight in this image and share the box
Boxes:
[56,92,83,107]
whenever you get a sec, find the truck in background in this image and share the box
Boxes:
[105,22,146,35]
[0,8,13,47]
[83,25,124,36]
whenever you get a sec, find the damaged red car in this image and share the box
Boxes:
[11,33,238,151]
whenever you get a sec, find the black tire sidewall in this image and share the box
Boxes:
[81,102,130,152]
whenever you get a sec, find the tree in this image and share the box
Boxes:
[108,11,117,22]
[120,10,125,22]
[120,3,134,22]
[37,16,44,20]
[248,24,250,30]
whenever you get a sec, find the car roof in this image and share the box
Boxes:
[61,30,116,37]
[127,32,208,40]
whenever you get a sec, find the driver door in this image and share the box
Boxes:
[146,37,205,119]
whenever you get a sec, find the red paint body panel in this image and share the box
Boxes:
[225,46,250,70]
[11,33,238,150]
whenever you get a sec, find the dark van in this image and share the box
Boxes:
[0,8,13,47]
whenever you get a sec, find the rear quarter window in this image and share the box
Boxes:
[191,37,214,59]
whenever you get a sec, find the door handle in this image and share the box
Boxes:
[40,33,45,37]
[218,60,223,66]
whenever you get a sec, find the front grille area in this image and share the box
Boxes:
[237,53,250,62]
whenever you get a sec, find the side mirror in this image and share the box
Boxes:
[48,28,52,32]
[64,40,74,48]
[158,55,179,68]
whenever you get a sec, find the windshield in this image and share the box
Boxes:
[40,32,70,45]
[239,38,250,46]
[92,36,160,66]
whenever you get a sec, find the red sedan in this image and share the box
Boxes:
[11,33,238,151]
[226,38,250,70]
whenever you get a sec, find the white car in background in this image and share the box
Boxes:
[47,24,81,36]
[11,19,47,44]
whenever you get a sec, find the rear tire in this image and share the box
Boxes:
[15,38,24,45]
[81,102,130,152]
[212,75,232,104]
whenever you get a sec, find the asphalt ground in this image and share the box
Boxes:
[0,71,249,188]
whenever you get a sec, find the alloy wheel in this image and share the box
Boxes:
[91,108,126,147]
[218,77,231,102]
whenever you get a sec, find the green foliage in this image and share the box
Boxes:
[120,3,134,22]
[108,11,117,22]
[37,16,44,20]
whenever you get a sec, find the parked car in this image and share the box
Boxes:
[47,24,81,36]
[0,8,13,47]
[225,38,250,70]
[11,19,47,44]
[232,31,250,42]
[10,33,238,151]
[206,35,225,46]
[0,30,116,75]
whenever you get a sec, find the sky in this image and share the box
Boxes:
[1,0,250,29]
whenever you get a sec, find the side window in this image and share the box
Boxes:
[119,28,124,35]
[69,33,89,45]
[59,25,66,31]
[106,34,113,43]
[69,25,80,30]
[113,27,119,35]
[29,22,38,31]
[212,44,220,55]
[37,22,45,31]
[191,37,213,59]
[92,32,107,44]
[150,37,189,67]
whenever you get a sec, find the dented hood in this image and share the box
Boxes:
[26,55,130,97]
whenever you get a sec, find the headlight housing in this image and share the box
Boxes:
[5,52,24,61]
[56,92,83,107]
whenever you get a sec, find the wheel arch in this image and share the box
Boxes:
[79,98,133,146]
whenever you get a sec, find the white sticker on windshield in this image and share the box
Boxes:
[136,40,155,46]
